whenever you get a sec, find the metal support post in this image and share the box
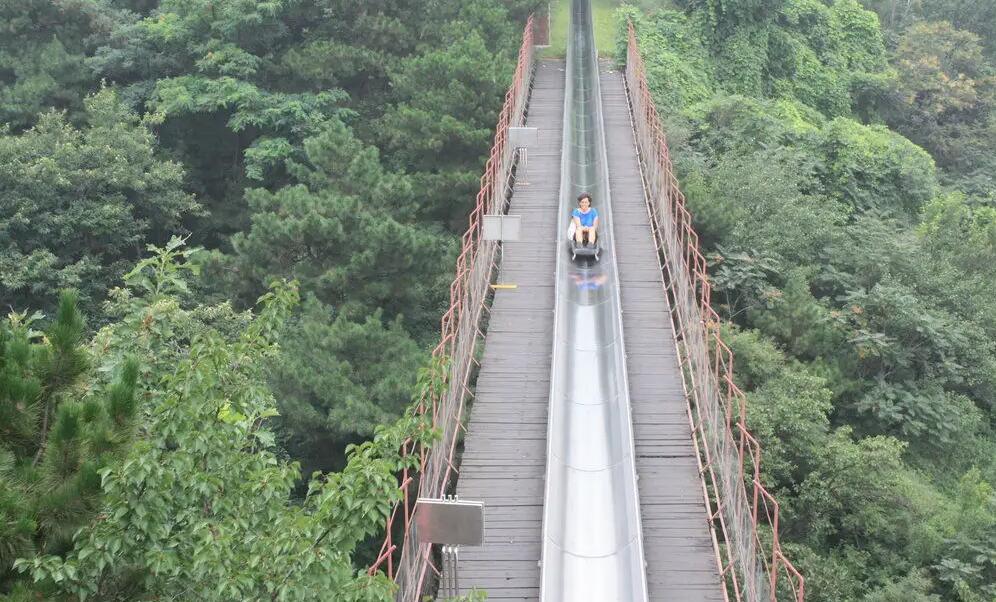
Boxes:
[509,126,539,185]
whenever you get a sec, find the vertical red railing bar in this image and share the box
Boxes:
[624,20,803,602]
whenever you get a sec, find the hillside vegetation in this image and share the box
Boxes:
[2,0,993,600]
[624,0,996,599]
[0,1,541,599]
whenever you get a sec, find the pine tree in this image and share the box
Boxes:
[0,291,138,596]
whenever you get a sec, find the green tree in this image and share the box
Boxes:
[863,571,941,602]
[270,298,426,476]
[922,0,996,59]
[88,0,531,241]
[89,0,350,241]
[15,247,434,601]
[889,21,996,181]
[377,28,513,225]
[857,0,922,33]
[228,183,452,327]
[0,89,199,315]
[631,3,996,600]
[0,0,119,130]
[224,120,454,329]
[928,469,996,601]
[0,291,139,597]
[725,325,834,492]
[809,117,937,215]
[917,193,996,333]
[792,430,935,582]
[895,22,991,119]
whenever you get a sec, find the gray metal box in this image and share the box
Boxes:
[509,126,539,149]
[482,214,522,242]
[415,498,485,546]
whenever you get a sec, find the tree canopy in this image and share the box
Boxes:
[0,1,541,600]
[628,0,996,598]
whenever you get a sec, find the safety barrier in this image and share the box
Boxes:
[624,22,804,602]
[369,15,536,601]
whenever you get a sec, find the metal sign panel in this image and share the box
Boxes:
[482,215,522,242]
[482,215,503,241]
[509,126,539,149]
[501,215,521,241]
[415,498,485,546]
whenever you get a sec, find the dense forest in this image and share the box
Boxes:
[0,0,539,599]
[1,0,994,600]
[625,0,996,600]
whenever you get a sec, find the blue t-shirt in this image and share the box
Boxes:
[572,207,598,227]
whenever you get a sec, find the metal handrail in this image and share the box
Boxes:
[369,15,537,601]
[623,20,805,602]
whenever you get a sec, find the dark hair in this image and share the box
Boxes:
[577,192,592,204]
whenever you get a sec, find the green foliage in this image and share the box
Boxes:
[628,0,996,598]
[700,0,785,35]
[0,0,122,130]
[794,430,930,567]
[230,182,450,319]
[683,150,843,264]
[929,469,996,601]
[808,117,937,215]
[716,23,771,96]
[150,77,348,181]
[625,8,715,113]
[0,291,139,596]
[858,0,922,33]
[14,243,435,601]
[863,570,941,602]
[726,326,834,490]
[86,0,529,243]
[889,21,996,180]
[920,193,996,276]
[644,0,892,115]
[271,298,426,475]
[748,270,842,360]
[769,28,853,116]
[825,0,889,72]
[776,0,890,116]
[0,3,536,601]
[214,117,454,333]
[377,27,511,224]
[917,193,996,331]
[895,22,992,118]
[0,89,199,315]
[922,0,996,59]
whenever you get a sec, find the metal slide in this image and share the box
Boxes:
[539,1,650,600]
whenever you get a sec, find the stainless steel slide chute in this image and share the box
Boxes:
[539,0,650,600]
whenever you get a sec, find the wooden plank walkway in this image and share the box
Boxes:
[600,63,725,601]
[448,59,565,600]
[443,59,724,601]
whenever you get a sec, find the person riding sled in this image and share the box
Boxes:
[569,192,599,246]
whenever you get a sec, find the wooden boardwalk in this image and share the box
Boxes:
[450,59,564,600]
[443,59,724,601]
[601,64,724,601]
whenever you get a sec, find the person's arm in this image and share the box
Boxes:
[592,210,600,230]
[572,209,581,228]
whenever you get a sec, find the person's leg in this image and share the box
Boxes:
[589,228,597,245]
[574,223,583,244]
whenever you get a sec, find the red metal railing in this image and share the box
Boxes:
[369,16,537,601]
[624,21,804,602]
